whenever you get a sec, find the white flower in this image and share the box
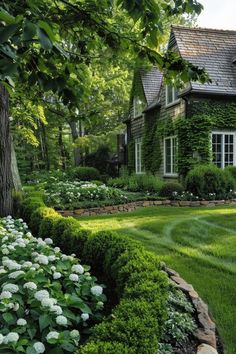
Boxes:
[81,313,89,321]
[50,305,63,315]
[46,331,59,341]
[0,333,4,344]
[2,248,9,255]
[22,261,33,268]
[17,318,27,326]
[4,332,19,343]
[51,266,56,272]
[48,255,56,262]
[5,302,14,309]
[45,238,53,245]
[23,282,37,290]
[33,342,45,353]
[53,272,61,280]
[71,264,84,274]
[13,303,19,311]
[2,283,19,293]
[36,255,48,265]
[54,247,60,253]
[0,291,12,299]
[41,298,57,307]
[56,315,67,326]
[69,273,79,282]
[91,285,103,296]
[0,269,6,275]
[34,290,50,301]
[3,259,21,270]
[70,329,80,339]
[8,270,25,279]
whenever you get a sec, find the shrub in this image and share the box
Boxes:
[159,182,184,199]
[225,165,236,181]
[29,206,59,235]
[185,164,235,199]
[78,341,134,354]
[20,196,45,223]
[108,173,163,193]
[70,167,100,181]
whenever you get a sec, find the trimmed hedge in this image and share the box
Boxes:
[69,166,101,181]
[19,192,168,353]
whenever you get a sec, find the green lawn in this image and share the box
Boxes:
[77,205,236,354]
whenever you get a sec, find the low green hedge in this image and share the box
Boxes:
[19,193,168,353]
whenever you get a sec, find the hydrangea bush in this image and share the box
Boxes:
[0,216,106,354]
[44,181,127,209]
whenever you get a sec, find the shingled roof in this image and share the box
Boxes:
[171,26,236,95]
[140,67,163,105]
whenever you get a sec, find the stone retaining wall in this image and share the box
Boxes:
[164,265,221,354]
[58,198,236,217]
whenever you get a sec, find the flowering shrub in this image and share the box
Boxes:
[0,216,106,353]
[44,181,127,209]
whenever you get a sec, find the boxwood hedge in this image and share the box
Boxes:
[19,193,168,353]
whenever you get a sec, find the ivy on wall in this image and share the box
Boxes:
[127,138,135,173]
[142,110,160,173]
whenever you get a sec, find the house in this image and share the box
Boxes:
[123,26,236,180]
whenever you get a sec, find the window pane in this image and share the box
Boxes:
[172,137,177,174]
[224,134,234,167]
[212,134,222,168]
[173,88,178,101]
[135,138,142,173]
[166,86,173,105]
[165,138,172,173]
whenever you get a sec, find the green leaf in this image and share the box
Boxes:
[2,312,15,325]
[0,23,19,43]
[26,347,37,354]
[39,313,51,331]
[27,327,37,340]
[61,343,76,352]
[48,349,64,354]
[38,20,56,42]
[0,8,15,24]
[37,27,53,50]
[23,20,37,41]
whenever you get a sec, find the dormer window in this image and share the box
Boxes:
[166,85,179,106]
[133,96,144,117]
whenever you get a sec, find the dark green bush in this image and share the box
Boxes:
[38,215,62,239]
[20,196,45,223]
[70,167,100,181]
[12,191,23,217]
[159,182,184,199]
[225,165,236,181]
[185,164,235,199]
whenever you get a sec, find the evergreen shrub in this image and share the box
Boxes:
[159,182,184,199]
[70,167,101,181]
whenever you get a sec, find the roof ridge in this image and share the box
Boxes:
[171,25,236,34]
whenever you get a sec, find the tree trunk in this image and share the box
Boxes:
[58,126,67,170]
[69,120,81,166]
[11,138,22,192]
[0,85,12,216]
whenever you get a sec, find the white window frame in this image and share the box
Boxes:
[211,130,236,168]
[135,137,143,174]
[164,136,178,177]
[165,85,180,107]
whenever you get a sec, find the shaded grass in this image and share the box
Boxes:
[77,205,236,354]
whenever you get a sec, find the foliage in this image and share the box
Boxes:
[127,138,135,173]
[0,216,106,353]
[69,167,100,182]
[108,173,163,193]
[225,166,236,182]
[44,181,128,209]
[185,164,235,199]
[159,182,184,199]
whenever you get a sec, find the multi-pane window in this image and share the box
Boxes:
[212,132,235,168]
[133,96,144,117]
[135,137,142,174]
[166,85,179,106]
[164,136,177,176]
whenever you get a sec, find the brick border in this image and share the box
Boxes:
[57,198,236,217]
[164,265,221,354]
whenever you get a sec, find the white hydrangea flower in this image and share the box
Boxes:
[46,331,59,341]
[0,333,4,344]
[5,302,14,309]
[0,269,6,275]
[33,342,45,353]
[48,255,56,262]
[34,290,50,301]
[23,282,37,290]
[22,261,33,268]
[0,291,12,299]
[17,318,27,326]
[8,270,25,279]
[54,247,60,253]
[51,266,56,272]
[69,273,79,282]
[2,248,9,255]
[45,238,53,245]
[56,315,67,326]
[2,283,19,293]
[81,313,89,321]
[4,332,19,344]
[70,329,80,339]
[53,272,61,280]
[50,305,63,315]
[91,285,103,296]
[71,264,84,274]
[41,298,57,308]
[36,255,48,265]
[3,259,21,270]
[13,303,19,311]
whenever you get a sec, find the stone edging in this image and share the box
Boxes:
[164,265,221,354]
[58,198,236,217]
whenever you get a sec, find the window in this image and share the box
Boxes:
[165,85,179,106]
[164,136,177,176]
[135,137,142,174]
[133,96,144,117]
[212,131,236,168]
